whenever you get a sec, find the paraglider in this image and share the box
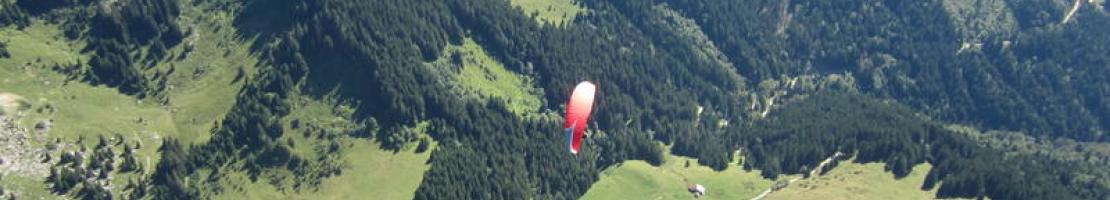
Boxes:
[565,81,597,155]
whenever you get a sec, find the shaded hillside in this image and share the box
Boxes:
[658,0,1107,141]
[737,92,1105,199]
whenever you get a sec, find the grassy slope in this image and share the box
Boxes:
[0,22,173,200]
[210,141,433,200]
[430,37,543,116]
[509,0,585,26]
[583,152,939,200]
[157,3,259,144]
[218,32,551,200]
[764,162,937,200]
[209,94,433,200]
[0,2,255,198]
[0,4,254,146]
[155,6,543,199]
[582,153,775,200]
[289,141,432,200]
[1,173,66,200]
[0,22,175,159]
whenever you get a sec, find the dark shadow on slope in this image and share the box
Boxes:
[233,0,302,51]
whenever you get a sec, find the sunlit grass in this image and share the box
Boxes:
[583,150,774,200]
[0,22,175,200]
[208,94,433,200]
[431,37,544,116]
[764,161,937,200]
[509,0,585,26]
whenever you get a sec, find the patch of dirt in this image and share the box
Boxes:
[0,92,30,116]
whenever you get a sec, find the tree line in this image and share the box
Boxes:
[3,0,184,97]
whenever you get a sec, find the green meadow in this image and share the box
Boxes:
[764,161,937,200]
[583,152,775,200]
[509,0,585,26]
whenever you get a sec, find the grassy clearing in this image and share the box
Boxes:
[0,1,257,146]
[763,161,936,200]
[0,3,258,197]
[509,0,585,26]
[0,22,174,200]
[281,93,357,158]
[209,140,434,200]
[431,37,543,116]
[154,2,259,144]
[0,22,172,157]
[209,94,434,200]
[582,152,774,200]
[0,174,67,200]
[293,140,433,200]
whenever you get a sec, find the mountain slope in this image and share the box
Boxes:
[0,0,1106,199]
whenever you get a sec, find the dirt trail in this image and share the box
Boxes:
[761,93,781,118]
[750,152,844,200]
[1062,0,1084,24]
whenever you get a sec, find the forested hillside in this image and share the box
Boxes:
[0,0,1106,199]
[659,0,1107,141]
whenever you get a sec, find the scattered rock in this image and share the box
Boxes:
[34,119,52,133]
[0,116,51,180]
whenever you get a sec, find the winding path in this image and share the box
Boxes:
[750,152,844,200]
[1062,0,1084,24]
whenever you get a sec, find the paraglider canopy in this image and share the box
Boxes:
[565,81,597,155]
